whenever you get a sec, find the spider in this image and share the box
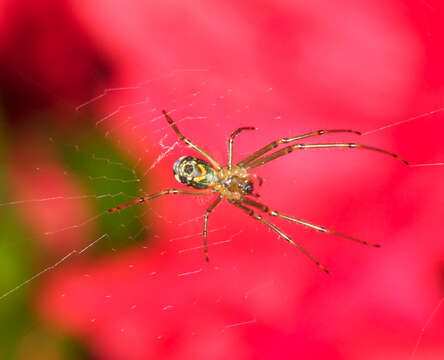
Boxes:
[108,110,409,274]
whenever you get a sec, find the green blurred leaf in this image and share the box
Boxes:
[0,115,92,360]
[56,126,148,253]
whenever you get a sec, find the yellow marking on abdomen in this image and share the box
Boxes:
[194,164,207,183]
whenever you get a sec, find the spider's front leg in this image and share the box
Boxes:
[246,142,409,170]
[228,127,255,170]
[241,197,380,247]
[229,199,330,274]
[237,129,362,167]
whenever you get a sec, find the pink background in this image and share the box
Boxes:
[1,0,444,359]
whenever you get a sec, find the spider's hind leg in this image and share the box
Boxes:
[162,110,221,170]
[203,196,223,262]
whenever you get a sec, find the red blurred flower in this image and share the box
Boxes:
[3,0,444,359]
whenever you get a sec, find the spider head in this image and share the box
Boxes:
[173,156,217,189]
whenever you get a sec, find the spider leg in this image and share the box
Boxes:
[242,197,380,247]
[228,127,256,170]
[250,173,263,186]
[246,142,409,170]
[162,110,221,170]
[107,188,215,213]
[203,195,223,262]
[237,129,361,167]
[229,199,329,274]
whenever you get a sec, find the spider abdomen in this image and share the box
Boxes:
[173,156,217,189]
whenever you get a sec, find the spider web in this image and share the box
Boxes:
[1,67,443,359]
[2,0,444,354]
[1,69,235,295]
[1,69,278,358]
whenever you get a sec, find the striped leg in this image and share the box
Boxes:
[203,195,223,262]
[162,110,221,170]
[229,200,329,274]
[228,127,255,170]
[237,129,361,167]
[242,197,380,247]
[246,142,409,170]
[107,189,215,213]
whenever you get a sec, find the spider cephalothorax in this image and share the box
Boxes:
[214,166,254,200]
[108,109,409,273]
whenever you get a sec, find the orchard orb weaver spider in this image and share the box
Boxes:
[108,110,409,274]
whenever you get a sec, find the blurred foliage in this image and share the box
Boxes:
[0,114,94,358]
[56,124,147,253]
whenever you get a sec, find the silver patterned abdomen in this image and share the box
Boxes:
[173,156,217,189]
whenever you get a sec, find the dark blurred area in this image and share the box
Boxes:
[0,2,123,359]
[0,0,112,127]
